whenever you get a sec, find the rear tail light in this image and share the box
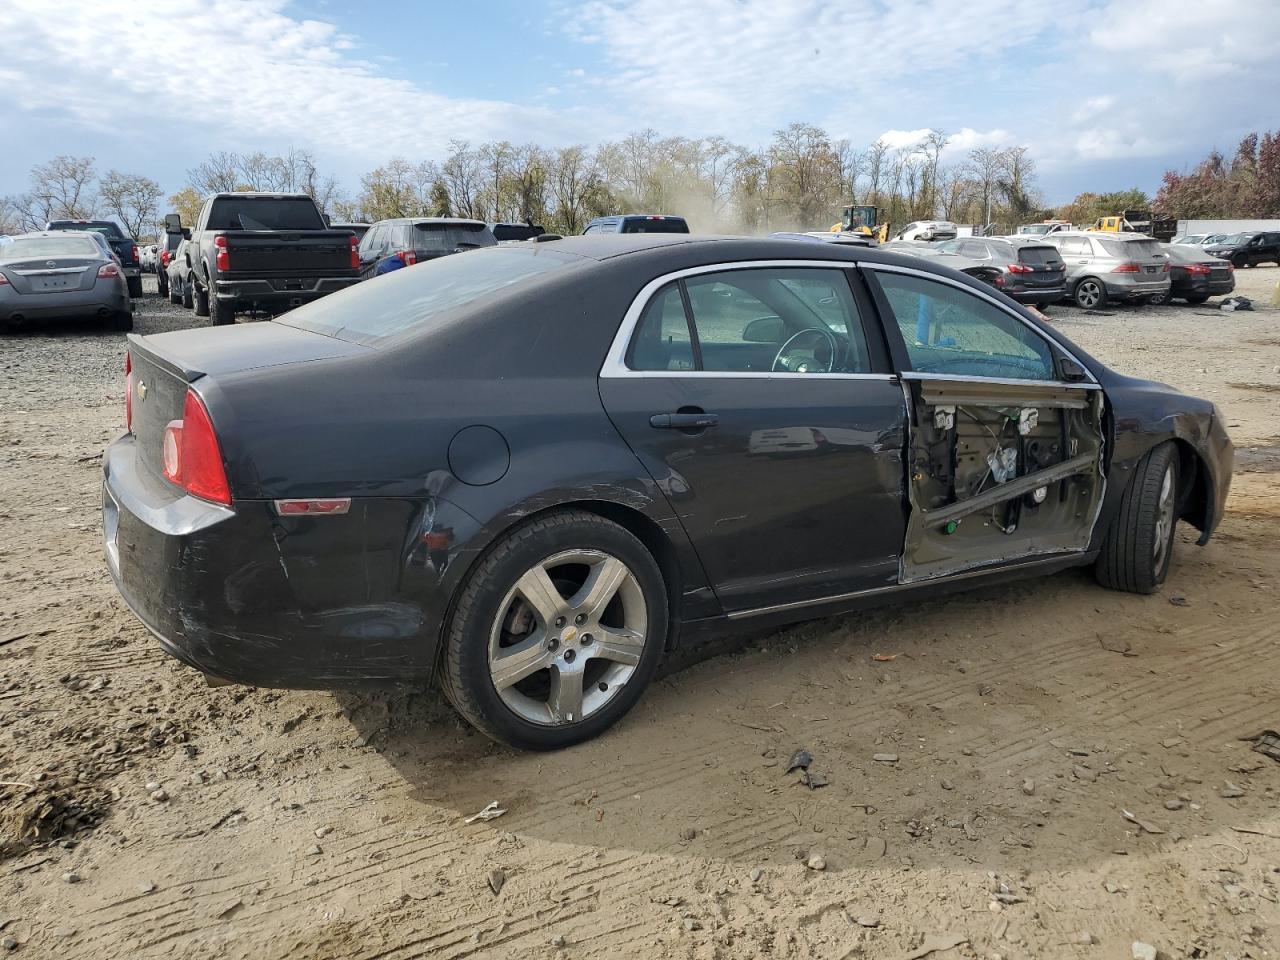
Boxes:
[397,249,417,266]
[0,273,8,286]
[350,236,360,270]
[1111,262,1141,273]
[1184,263,1211,276]
[1226,261,1235,271]
[1162,262,1169,272]
[161,389,231,505]
[98,262,120,278]
[124,351,133,432]
[161,250,171,267]
[214,235,229,271]
[1007,263,1034,274]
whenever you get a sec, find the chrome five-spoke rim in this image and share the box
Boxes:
[488,549,648,726]
[1153,464,1176,569]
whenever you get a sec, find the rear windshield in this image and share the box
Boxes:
[49,221,123,239]
[413,221,498,252]
[491,224,544,242]
[1216,233,1247,245]
[0,235,102,260]
[277,247,575,345]
[1015,245,1061,266]
[1100,238,1164,260]
[621,217,689,234]
[1018,224,1051,235]
[206,197,324,231]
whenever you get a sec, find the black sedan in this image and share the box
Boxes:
[1157,244,1235,304]
[103,236,1233,749]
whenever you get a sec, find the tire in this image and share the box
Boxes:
[127,275,143,298]
[193,279,210,317]
[441,510,668,750]
[168,280,182,305]
[109,310,134,332]
[211,296,235,326]
[1073,277,1106,310]
[180,279,193,309]
[157,273,169,298]
[1185,294,1209,305]
[1232,256,1246,270]
[1095,442,1179,595]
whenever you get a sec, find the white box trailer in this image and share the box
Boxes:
[1177,218,1280,237]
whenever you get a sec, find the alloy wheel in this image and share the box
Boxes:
[1076,280,1102,309]
[487,549,648,726]
[1152,464,1176,570]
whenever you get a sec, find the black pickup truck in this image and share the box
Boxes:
[180,193,359,325]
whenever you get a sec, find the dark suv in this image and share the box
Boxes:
[1204,231,1280,268]
[45,219,142,297]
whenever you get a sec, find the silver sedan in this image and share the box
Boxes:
[0,231,133,332]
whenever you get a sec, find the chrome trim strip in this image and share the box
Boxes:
[860,261,1100,385]
[899,371,1101,391]
[599,259,864,380]
[725,553,1082,620]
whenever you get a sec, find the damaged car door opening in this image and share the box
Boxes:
[103,235,1233,750]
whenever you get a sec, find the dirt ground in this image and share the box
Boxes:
[2,268,1279,960]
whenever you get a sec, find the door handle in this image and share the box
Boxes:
[650,412,719,430]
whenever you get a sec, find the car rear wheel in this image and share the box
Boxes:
[169,281,183,305]
[1185,294,1210,305]
[441,510,668,750]
[1095,442,1179,594]
[127,276,143,298]
[108,310,134,332]
[1073,278,1106,309]
[193,283,210,317]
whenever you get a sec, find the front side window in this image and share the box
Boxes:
[628,268,871,374]
[873,271,1056,381]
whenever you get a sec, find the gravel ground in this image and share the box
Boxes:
[1,270,1278,959]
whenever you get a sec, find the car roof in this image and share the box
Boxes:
[372,217,488,227]
[10,229,104,240]
[208,192,313,200]
[589,214,687,222]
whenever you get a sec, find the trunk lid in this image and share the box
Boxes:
[219,231,355,276]
[1,258,99,295]
[126,322,371,487]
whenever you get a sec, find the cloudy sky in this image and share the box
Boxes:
[1,0,1277,204]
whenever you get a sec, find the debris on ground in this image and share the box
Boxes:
[1241,729,1280,762]
[872,753,898,763]
[785,749,812,774]
[463,801,507,824]
[487,868,506,895]
[1132,942,1158,960]
[905,933,969,959]
[1121,809,1166,835]
[872,653,897,662]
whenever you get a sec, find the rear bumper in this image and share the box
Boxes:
[1103,275,1170,300]
[0,285,130,321]
[1006,284,1066,305]
[213,276,358,310]
[102,433,476,688]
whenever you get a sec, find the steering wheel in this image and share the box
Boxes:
[772,327,838,373]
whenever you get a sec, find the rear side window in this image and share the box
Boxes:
[874,271,1055,381]
[206,197,324,231]
[1058,236,1092,257]
[621,217,689,234]
[629,268,870,374]
[627,283,695,371]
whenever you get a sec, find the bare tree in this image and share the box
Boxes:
[439,141,484,219]
[865,139,889,208]
[187,152,241,194]
[917,129,949,217]
[99,171,164,240]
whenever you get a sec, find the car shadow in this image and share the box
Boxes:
[330,522,1279,875]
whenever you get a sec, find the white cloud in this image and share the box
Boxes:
[0,0,594,177]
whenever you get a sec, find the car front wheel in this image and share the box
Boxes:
[1073,278,1106,309]
[1095,442,1179,594]
[442,510,668,750]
